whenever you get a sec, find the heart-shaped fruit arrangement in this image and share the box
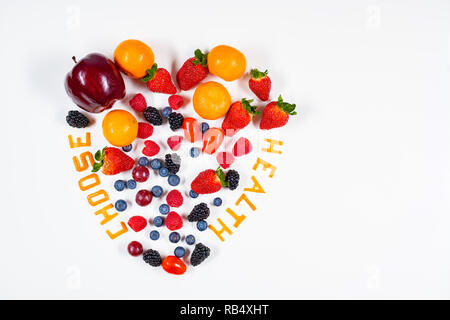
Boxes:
[65,39,297,275]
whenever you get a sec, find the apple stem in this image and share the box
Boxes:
[72,56,77,64]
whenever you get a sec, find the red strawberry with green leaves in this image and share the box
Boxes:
[191,168,229,194]
[142,64,177,94]
[260,95,297,130]
[176,49,209,91]
[92,147,134,175]
[249,68,271,101]
[176,50,208,91]
[221,98,259,136]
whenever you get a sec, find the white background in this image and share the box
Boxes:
[0,0,450,299]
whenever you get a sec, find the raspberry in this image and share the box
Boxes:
[166,211,183,231]
[188,203,210,222]
[168,95,184,110]
[190,243,211,267]
[233,137,252,157]
[129,93,147,112]
[142,140,160,157]
[167,136,183,151]
[137,122,153,139]
[143,249,162,267]
[166,190,183,208]
[128,216,147,232]
[216,152,234,169]
[66,110,89,128]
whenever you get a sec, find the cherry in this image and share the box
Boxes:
[132,166,149,183]
[127,241,143,256]
[136,190,153,206]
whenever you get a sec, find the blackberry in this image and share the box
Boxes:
[66,110,89,128]
[190,243,210,267]
[143,107,163,126]
[143,249,162,267]
[165,153,180,174]
[188,203,210,222]
[225,170,240,190]
[168,112,184,131]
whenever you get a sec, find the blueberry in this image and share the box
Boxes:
[190,147,200,158]
[185,235,196,245]
[150,159,162,170]
[162,106,172,118]
[201,122,209,133]
[151,185,163,197]
[122,144,132,152]
[174,246,186,258]
[168,174,180,186]
[169,232,181,243]
[159,167,169,177]
[213,197,222,206]
[189,190,199,198]
[114,180,126,191]
[197,220,208,231]
[126,179,137,190]
[115,200,127,212]
[138,157,149,167]
[150,230,160,240]
[153,216,164,227]
[159,204,170,215]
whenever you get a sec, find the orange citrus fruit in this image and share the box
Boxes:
[114,39,155,79]
[102,110,138,147]
[207,45,246,81]
[193,81,231,120]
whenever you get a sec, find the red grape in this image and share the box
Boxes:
[132,166,149,183]
[127,241,143,256]
[136,190,153,206]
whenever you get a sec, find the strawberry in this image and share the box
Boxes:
[260,95,296,130]
[92,147,134,175]
[221,98,259,136]
[142,140,160,157]
[216,152,234,169]
[249,68,271,101]
[233,137,252,156]
[191,168,229,194]
[142,64,177,94]
[176,49,209,91]
[167,135,183,151]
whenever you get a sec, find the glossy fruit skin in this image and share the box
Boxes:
[114,39,155,79]
[135,190,153,206]
[202,127,224,154]
[102,110,138,147]
[193,82,231,120]
[65,53,126,113]
[162,256,187,275]
[182,117,200,142]
[208,45,246,81]
[132,166,150,183]
[127,241,143,256]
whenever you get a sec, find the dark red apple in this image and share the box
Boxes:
[65,53,126,113]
